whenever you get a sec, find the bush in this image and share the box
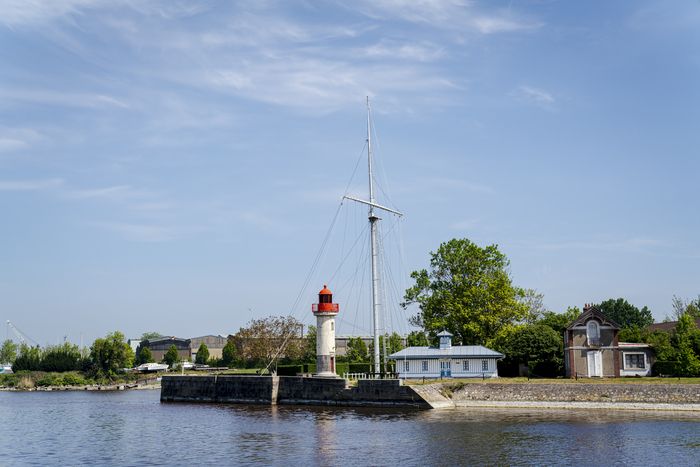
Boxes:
[277,365,304,376]
[652,361,678,376]
[36,373,63,387]
[40,343,81,372]
[62,372,88,386]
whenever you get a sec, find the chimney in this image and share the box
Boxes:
[583,303,592,312]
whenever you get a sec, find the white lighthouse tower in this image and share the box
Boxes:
[312,285,339,377]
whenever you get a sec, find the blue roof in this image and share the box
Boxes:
[389,345,504,359]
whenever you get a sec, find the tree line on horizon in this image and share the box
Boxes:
[3,237,699,379]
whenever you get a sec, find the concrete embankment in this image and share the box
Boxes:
[417,381,700,411]
[161,375,430,408]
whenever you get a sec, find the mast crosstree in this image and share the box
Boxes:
[343,97,403,375]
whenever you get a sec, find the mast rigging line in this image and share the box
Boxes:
[262,140,370,373]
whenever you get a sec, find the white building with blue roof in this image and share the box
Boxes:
[389,330,503,379]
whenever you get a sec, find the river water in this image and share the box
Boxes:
[1,390,699,466]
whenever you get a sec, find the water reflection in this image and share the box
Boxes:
[1,392,699,466]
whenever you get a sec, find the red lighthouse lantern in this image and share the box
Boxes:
[312,285,339,313]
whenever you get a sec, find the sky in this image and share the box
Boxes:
[1,0,699,346]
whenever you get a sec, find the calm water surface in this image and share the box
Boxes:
[0,390,699,466]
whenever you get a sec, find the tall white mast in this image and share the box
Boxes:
[345,97,403,376]
[366,97,382,375]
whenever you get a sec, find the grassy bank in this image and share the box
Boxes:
[0,371,153,390]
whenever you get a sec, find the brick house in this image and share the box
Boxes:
[564,304,654,378]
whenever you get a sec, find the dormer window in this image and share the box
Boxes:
[587,320,600,346]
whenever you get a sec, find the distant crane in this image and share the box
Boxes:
[6,320,39,347]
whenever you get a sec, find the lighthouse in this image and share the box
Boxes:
[312,285,339,377]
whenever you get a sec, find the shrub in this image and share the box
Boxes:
[61,372,88,386]
[36,373,63,387]
[277,365,304,376]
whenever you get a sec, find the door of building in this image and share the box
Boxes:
[440,360,451,377]
[587,350,602,377]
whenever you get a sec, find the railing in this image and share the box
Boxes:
[343,372,398,381]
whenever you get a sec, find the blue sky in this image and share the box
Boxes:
[1,1,699,345]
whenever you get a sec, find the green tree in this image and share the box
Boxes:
[346,337,368,362]
[0,339,18,364]
[303,325,317,362]
[195,343,210,365]
[404,238,527,345]
[596,298,653,329]
[221,341,237,367]
[519,289,548,324]
[232,316,305,366]
[163,345,179,366]
[40,343,81,372]
[672,295,700,320]
[537,307,580,336]
[492,324,564,377]
[134,345,154,365]
[670,313,700,376]
[12,344,42,372]
[140,331,164,340]
[406,330,429,347]
[90,331,134,376]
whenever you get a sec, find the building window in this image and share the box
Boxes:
[404,360,410,372]
[463,360,469,371]
[624,353,646,369]
[422,360,428,372]
[482,360,488,371]
[330,321,334,331]
[440,360,451,370]
[587,320,600,346]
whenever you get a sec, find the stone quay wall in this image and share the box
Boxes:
[161,375,430,408]
[446,382,700,404]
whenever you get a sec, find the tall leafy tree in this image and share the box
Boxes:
[163,345,179,366]
[670,313,700,376]
[492,324,563,377]
[195,343,210,364]
[140,331,164,340]
[12,344,42,372]
[596,298,653,329]
[221,341,238,367]
[538,307,581,335]
[135,345,154,365]
[0,339,18,364]
[404,238,527,345]
[40,343,81,372]
[232,316,305,365]
[90,331,134,376]
[346,337,368,362]
[406,331,429,347]
[303,325,317,362]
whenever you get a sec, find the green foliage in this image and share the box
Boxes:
[1,339,18,364]
[672,295,700,320]
[303,325,317,363]
[40,343,81,372]
[596,298,653,329]
[538,307,580,335]
[221,341,237,367]
[134,345,154,366]
[163,345,179,366]
[90,331,134,376]
[195,343,209,365]
[346,337,368,363]
[61,372,88,386]
[670,313,700,376]
[12,344,42,372]
[492,324,564,377]
[276,364,304,376]
[140,331,164,340]
[232,316,305,366]
[404,238,527,345]
[406,331,429,347]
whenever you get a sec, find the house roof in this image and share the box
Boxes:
[647,318,700,333]
[567,305,621,330]
[389,345,504,360]
[437,330,453,337]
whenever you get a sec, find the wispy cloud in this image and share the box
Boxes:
[349,0,543,34]
[512,85,556,109]
[91,221,177,242]
[1,88,130,110]
[0,178,63,191]
[0,0,101,27]
[0,127,43,152]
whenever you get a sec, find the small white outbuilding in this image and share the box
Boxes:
[389,330,503,379]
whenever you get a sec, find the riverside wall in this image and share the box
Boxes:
[160,375,430,408]
[445,382,700,404]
